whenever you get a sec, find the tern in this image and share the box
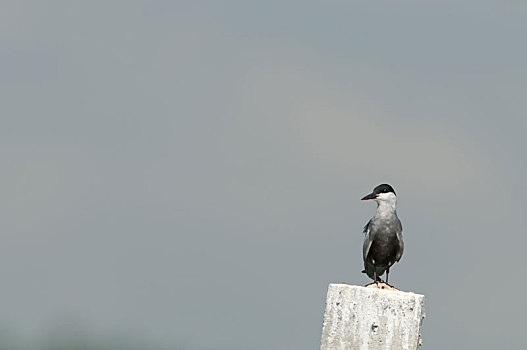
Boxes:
[361,184,404,284]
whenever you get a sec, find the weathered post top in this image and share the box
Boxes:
[320,283,425,350]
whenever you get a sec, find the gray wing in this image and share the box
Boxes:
[362,219,373,260]
[394,218,404,262]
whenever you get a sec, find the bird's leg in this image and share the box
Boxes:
[385,267,389,285]
[373,267,378,284]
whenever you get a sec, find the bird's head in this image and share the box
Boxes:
[361,184,397,204]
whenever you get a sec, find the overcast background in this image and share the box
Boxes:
[1,1,526,349]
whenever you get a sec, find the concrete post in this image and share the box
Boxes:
[320,284,425,350]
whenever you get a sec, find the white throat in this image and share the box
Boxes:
[375,192,397,216]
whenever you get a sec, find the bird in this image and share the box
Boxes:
[361,184,404,285]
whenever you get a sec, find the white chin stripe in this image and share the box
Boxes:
[376,192,396,201]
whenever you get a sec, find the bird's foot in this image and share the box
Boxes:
[365,282,399,291]
[365,279,381,287]
[383,281,395,288]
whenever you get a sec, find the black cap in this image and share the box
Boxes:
[373,184,396,195]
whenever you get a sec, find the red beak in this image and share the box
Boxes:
[361,193,377,200]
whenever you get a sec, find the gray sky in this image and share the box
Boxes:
[1,1,526,349]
